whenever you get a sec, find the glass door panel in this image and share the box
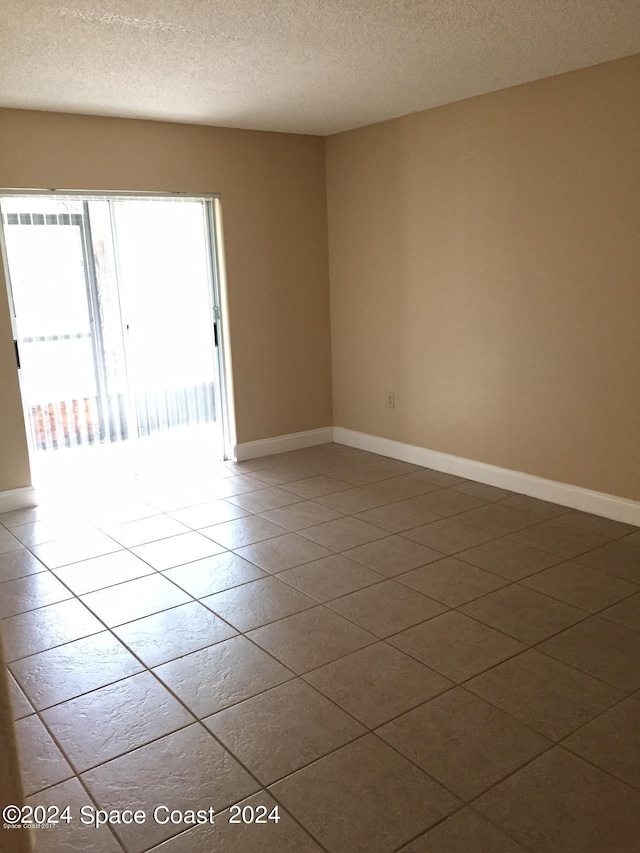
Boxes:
[112,199,219,440]
[2,200,103,449]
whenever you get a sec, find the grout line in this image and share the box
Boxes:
[11,585,334,849]
[22,717,128,850]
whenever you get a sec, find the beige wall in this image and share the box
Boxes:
[2,56,639,502]
[0,109,332,491]
[327,54,640,501]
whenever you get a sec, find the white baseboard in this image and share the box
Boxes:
[334,428,640,526]
[232,427,334,462]
[0,486,37,514]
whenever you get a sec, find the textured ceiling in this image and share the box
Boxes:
[1,1,640,135]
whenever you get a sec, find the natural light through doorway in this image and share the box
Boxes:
[0,193,226,499]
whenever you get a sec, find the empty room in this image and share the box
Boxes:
[1,2,639,852]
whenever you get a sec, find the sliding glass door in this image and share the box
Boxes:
[0,193,225,467]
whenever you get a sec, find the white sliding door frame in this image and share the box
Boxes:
[0,189,235,465]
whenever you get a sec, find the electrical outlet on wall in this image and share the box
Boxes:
[387,392,395,408]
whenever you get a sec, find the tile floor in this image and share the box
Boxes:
[2,442,640,852]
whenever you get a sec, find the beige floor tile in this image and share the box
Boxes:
[106,514,190,547]
[452,481,514,501]
[269,734,460,853]
[114,601,236,667]
[314,486,390,514]
[539,616,640,692]
[508,520,610,559]
[228,486,303,513]
[26,777,122,852]
[1,599,104,661]
[0,505,53,527]
[52,550,156,595]
[131,531,226,570]
[326,580,446,638]
[153,635,294,716]
[460,584,587,644]
[164,552,266,598]
[333,451,393,466]
[403,519,494,555]
[389,611,524,682]
[405,488,486,517]
[466,649,624,740]
[280,475,352,499]
[211,474,267,498]
[80,573,191,627]
[234,533,332,573]
[9,672,33,719]
[224,457,274,474]
[397,557,507,607]
[521,560,639,612]
[300,457,370,477]
[401,807,528,852]
[305,642,453,728]
[15,714,74,795]
[11,518,95,547]
[259,500,344,531]
[497,494,571,518]
[169,498,251,528]
[286,446,349,464]
[278,448,330,466]
[458,537,560,580]
[378,687,550,800]
[43,671,194,772]
[32,532,122,569]
[200,516,287,549]
[247,606,376,673]
[204,678,365,784]
[454,504,540,536]
[278,554,382,602]
[563,696,640,789]
[147,486,220,513]
[474,747,640,853]
[154,791,322,852]
[354,500,441,533]
[622,529,640,548]
[575,539,640,584]
[0,548,48,583]
[343,535,444,576]
[600,592,640,632]
[211,460,261,478]
[249,463,318,485]
[10,631,144,711]
[0,527,24,554]
[364,476,437,502]
[83,499,160,528]
[370,457,424,475]
[330,464,398,486]
[0,572,73,619]
[409,469,467,487]
[202,576,315,631]
[82,724,259,853]
[299,516,387,551]
[555,510,638,540]
[329,449,386,466]
[303,450,359,467]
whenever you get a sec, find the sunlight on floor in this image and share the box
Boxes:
[29,424,225,515]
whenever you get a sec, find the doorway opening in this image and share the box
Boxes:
[0,192,229,497]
